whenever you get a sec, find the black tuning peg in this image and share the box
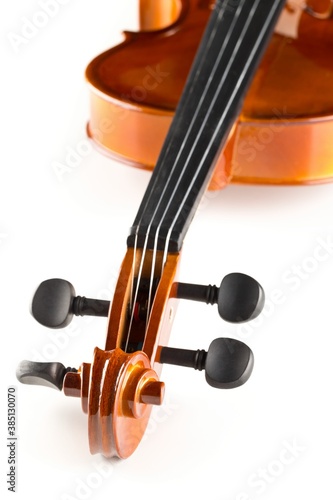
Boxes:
[16,361,77,391]
[159,338,254,389]
[175,272,264,323]
[31,278,110,328]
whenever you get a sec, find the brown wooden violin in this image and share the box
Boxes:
[86,0,333,188]
[16,0,333,459]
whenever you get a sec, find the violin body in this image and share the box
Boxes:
[86,0,333,187]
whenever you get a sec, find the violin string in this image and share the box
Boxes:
[160,0,283,284]
[145,230,159,330]
[124,0,232,349]
[128,230,138,313]
[163,0,281,262]
[144,0,236,330]
[158,0,255,267]
[132,0,264,339]
[133,0,237,344]
[125,230,148,352]
[150,0,257,291]
[126,0,282,350]
[147,0,247,315]
[161,0,275,262]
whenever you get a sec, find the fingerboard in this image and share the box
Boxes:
[127,0,285,252]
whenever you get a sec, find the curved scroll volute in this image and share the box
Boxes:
[87,347,164,458]
[63,248,180,459]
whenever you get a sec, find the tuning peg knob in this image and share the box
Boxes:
[175,272,264,322]
[204,338,253,389]
[159,337,254,389]
[16,361,77,391]
[31,278,110,328]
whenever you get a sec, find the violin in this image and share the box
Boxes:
[16,0,333,460]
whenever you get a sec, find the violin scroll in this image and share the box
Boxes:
[17,256,263,457]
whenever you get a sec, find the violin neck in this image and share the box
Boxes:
[128,0,285,253]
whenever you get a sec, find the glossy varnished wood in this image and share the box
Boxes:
[87,347,164,458]
[65,248,178,458]
[104,248,180,356]
[86,0,333,185]
[63,247,180,458]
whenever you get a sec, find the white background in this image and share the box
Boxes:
[1,1,333,499]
